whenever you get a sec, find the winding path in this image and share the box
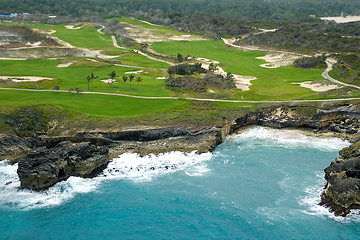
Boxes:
[322,61,360,90]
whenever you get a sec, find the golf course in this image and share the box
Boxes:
[1,18,358,118]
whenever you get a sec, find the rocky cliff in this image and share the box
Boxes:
[13,126,223,190]
[3,103,360,193]
[320,138,360,216]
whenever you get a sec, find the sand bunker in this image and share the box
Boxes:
[65,25,83,30]
[57,62,74,67]
[125,70,143,74]
[0,58,26,60]
[33,29,56,35]
[292,81,341,92]
[233,75,257,91]
[25,41,42,47]
[0,76,53,82]
[256,52,305,68]
[193,57,256,91]
[101,79,117,84]
[156,77,166,79]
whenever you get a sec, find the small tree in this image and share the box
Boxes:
[52,85,59,93]
[177,53,184,64]
[90,72,98,88]
[209,62,218,72]
[136,76,142,93]
[108,71,118,88]
[122,75,128,91]
[86,75,91,90]
[68,88,73,94]
[128,73,135,90]
[75,88,83,95]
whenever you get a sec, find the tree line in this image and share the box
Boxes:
[1,0,360,20]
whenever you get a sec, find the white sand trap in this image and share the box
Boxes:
[0,76,53,82]
[25,41,42,47]
[57,62,74,67]
[256,52,305,68]
[156,77,166,79]
[33,29,56,35]
[101,79,117,84]
[292,81,341,92]
[233,75,257,91]
[85,58,99,62]
[65,25,83,30]
[0,57,26,60]
[125,70,143,74]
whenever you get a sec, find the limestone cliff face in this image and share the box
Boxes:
[322,139,360,210]
[14,126,223,190]
[0,135,38,162]
[231,104,360,138]
[17,141,109,190]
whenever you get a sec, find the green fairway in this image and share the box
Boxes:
[0,59,172,97]
[29,24,116,50]
[151,41,324,100]
[0,90,183,117]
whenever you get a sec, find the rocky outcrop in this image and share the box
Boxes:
[0,134,38,162]
[14,126,223,190]
[17,141,109,190]
[231,104,360,140]
[320,139,360,215]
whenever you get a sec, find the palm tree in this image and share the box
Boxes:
[86,75,91,90]
[136,76,142,93]
[90,72,98,88]
[128,74,135,90]
[108,71,118,88]
[122,75,128,91]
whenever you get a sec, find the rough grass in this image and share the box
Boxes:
[151,40,325,101]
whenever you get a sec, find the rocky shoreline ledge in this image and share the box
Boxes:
[2,103,360,215]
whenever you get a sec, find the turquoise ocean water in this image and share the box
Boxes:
[1,127,360,239]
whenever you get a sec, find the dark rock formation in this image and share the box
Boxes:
[14,126,222,190]
[231,104,360,140]
[321,138,360,215]
[0,134,38,162]
[17,141,109,190]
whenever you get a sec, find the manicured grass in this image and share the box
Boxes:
[117,52,170,69]
[0,90,183,117]
[151,40,324,101]
[28,23,116,50]
[0,59,172,97]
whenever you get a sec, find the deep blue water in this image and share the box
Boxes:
[1,127,360,239]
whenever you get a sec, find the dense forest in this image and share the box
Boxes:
[236,20,360,54]
[1,0,360,20]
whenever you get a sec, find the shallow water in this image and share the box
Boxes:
[1,127,360,239]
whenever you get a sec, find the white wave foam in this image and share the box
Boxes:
[228,127,350,150]
[0,151,212,210]
[299,172,360,223]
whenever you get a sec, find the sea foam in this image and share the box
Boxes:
[228,127,350,151]
[0,151,212,210]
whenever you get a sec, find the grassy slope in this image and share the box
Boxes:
[0,59,171,97]
[151,41,324,101]
[28,23,116,50]
[0,89,182,117]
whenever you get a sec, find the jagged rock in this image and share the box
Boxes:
[17,141,109,190]
[0,134,38,162]
[322,139,360,212]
